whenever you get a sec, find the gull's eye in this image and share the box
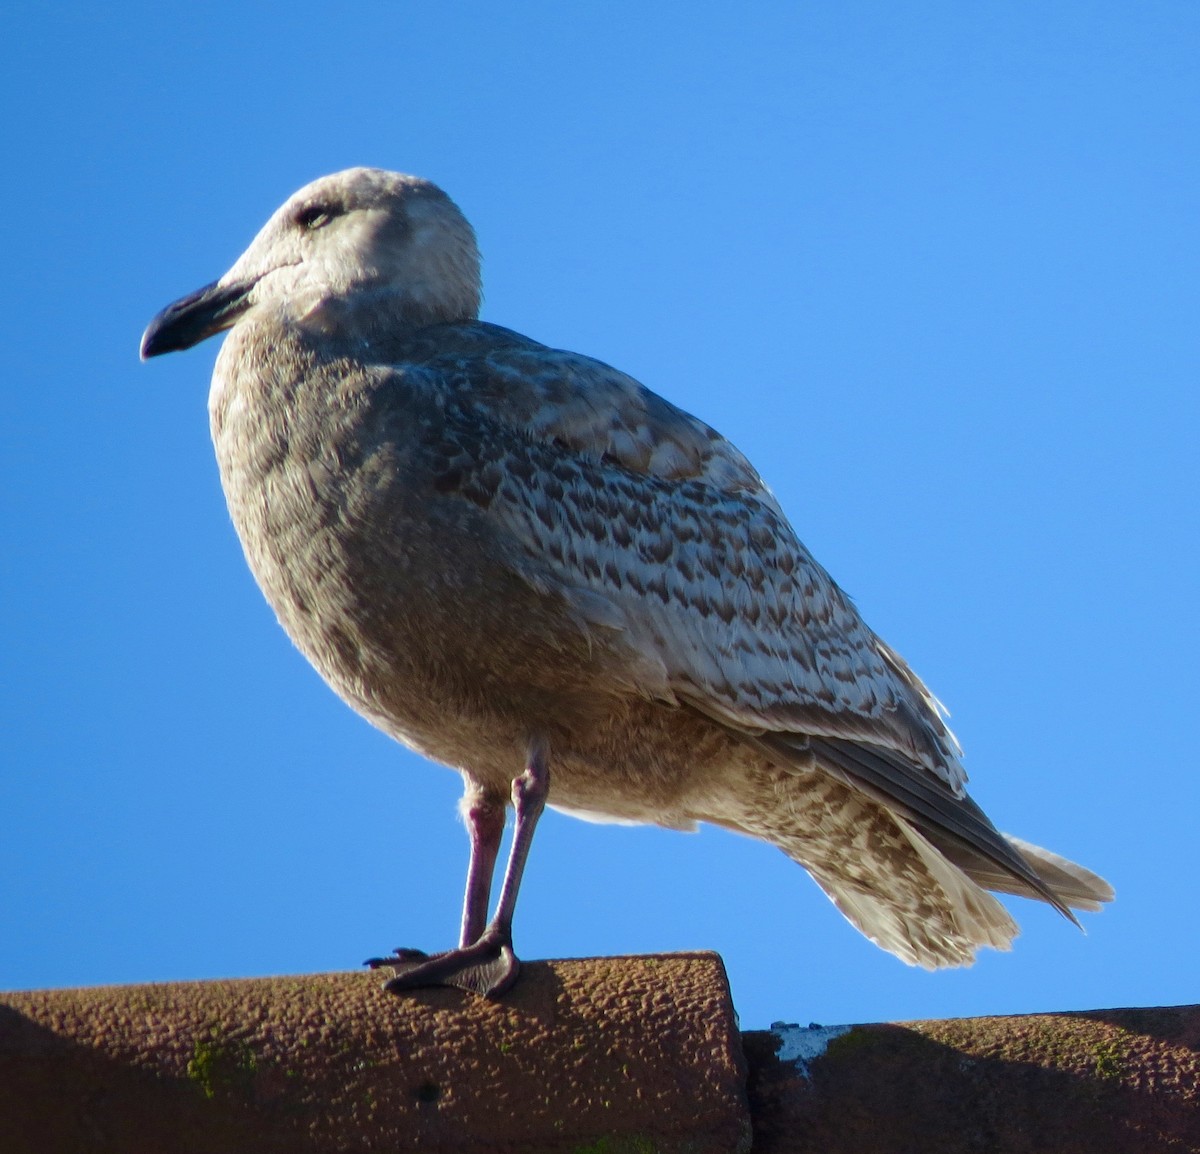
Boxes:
[294,203,338,231]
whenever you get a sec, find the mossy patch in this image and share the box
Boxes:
[821,1026,883,1063]
[571,1136,659,1154]
[186,1029,259,1101]
[1092,1039,1125,1081]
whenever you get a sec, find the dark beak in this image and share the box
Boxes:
[140,278,256,360]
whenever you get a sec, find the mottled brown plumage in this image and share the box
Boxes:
[141,168,1112,995]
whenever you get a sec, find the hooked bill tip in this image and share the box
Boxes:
[139,278,255,361]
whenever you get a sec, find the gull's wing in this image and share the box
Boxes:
[396,323,967,793]
[388,323,1067,906]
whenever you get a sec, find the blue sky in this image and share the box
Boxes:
[2,3,1196,1031]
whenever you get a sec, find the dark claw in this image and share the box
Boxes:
[364,947,430,970]
[375,931,520,998]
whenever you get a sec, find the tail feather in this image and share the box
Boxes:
[805,819,1020,970]
[719,766,1022,969]
[925,830,1113,918]
[800,734,1073,918]
[716,752,1113,970]
[1001,836,1115,913]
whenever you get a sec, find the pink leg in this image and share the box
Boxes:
[486,736,549,942]
[367,738,551,998]
[458,781,506,948]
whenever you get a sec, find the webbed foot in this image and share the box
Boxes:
[366,929,519,998]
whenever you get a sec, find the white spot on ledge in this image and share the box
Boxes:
[769,1022,853,1078]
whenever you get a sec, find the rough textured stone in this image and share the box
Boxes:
[743,1004,1200,1153]
[0,952,750,1154]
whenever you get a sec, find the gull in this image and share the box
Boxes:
[140,168,1112,997]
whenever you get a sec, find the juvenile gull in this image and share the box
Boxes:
[141,168,1113,997]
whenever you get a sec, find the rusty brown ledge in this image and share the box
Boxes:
[742,1002,1200,1154]
[1,953,1197,1153]
[0,952,750,1154]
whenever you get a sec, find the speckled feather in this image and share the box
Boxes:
[392,322,965,779]
[147,168,1112,970]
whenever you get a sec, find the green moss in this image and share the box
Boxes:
[571,1137,659,1154]
[1092,1039,1124,1081]
[186,1030,258,1101]
[819,1025,921,1068]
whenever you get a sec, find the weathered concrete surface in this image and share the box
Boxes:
[743,1005,1200,1154]
[6,953,1197,1153]
[0,953,750,1154]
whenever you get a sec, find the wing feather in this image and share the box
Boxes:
[399,325,966,794]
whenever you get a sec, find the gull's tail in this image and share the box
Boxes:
[715,756,1113,970]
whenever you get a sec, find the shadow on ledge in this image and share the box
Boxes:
[743,1003,1200,1154]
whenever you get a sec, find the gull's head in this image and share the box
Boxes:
[140,168,481,359]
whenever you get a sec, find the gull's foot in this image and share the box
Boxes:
[366,931,520,998]
[365,947,431,971]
